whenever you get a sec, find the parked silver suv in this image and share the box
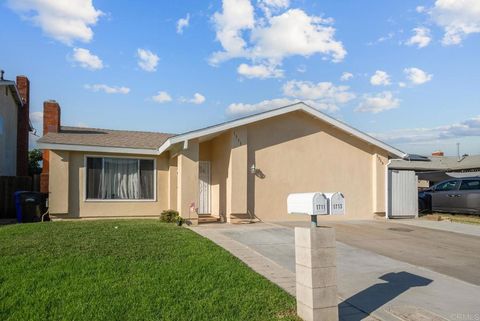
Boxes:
[419,177,480,214]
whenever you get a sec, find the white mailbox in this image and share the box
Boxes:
[325,192,345,215]
[287,193,328,216]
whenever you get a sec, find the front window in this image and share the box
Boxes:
[86,157,155,200]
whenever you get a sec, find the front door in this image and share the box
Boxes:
[198,161,211,215]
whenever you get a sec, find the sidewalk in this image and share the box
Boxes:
[394,218,480,237]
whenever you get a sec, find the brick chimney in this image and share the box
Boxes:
[16,76,30,176]
[40,100,61,193]
[431,150,444,157]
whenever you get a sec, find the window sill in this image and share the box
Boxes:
[84,199,157,203]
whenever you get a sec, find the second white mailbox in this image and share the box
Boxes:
[325,192,345,215]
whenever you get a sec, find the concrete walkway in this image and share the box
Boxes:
[189,222,480,321]
[189,223,379,321]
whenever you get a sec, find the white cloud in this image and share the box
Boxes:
[237,63,284,79]
[152,91,172,103]
[137,48,159,72]
[71,48,103,70]
[211,2,346,73]
[416,6,426,13]
[84,84,130,94]
[177,14,190,34]
[406,27,432,48]
[227,80,355,116]
[211,0,255,61]
[404,67,433,85]
[398,82,407,88]
[190,93,206,104]
[227,98,297,116]
[250,9,346,63]
[297,65,307,73]
[340,72,353,81]
[258,0,290,17]
[30,111,43,124]
[430,0,480,45]
[372,115,480,144]
[355,91,400,113]
[7,0,103,45]
[370,70,391,86]
[368,32,395,45]
[282,80,355,110]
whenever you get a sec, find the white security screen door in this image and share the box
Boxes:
[388,170,418,218]
[198,161,211,214]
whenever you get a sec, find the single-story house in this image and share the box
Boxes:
[37,101,407,224]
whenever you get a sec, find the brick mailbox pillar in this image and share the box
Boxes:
[295,226,338,321]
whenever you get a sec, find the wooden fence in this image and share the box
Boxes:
[0,176,32,219]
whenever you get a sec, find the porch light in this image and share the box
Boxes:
[250,164,256,174]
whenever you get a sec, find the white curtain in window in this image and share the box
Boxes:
[103,158,139,199]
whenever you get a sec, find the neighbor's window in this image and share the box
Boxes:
[86,157,155,200]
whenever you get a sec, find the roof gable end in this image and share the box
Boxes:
[160,102,406,158]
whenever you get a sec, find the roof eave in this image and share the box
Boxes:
[37,142,160,155]
[0,82,23,108]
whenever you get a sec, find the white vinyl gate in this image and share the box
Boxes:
[198,161,211,215]
[387,170,418,218]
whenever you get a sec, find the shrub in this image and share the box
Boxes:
[160,210,180,223]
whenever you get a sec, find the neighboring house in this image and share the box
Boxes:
[0,72,30,176]
[37,102,407,224]
[390,153,480,185]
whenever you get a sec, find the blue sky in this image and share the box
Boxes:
[1,0,479,156]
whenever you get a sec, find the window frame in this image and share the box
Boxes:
[83,154,157,202]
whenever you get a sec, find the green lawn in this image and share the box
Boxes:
[0,220,298,321]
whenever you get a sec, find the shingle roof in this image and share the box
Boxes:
[390,155,480,171]
[38,126,175,150]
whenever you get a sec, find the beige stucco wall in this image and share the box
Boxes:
[176,140,199,223]
[49,150,69,214]
[245,111,389,221]
[49,150,169,217]
[227,128,248,220]
[210,132,231,220]
[0,89,18,176]
[167,155,178,210]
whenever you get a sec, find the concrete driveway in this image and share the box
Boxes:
[192,220,480,321]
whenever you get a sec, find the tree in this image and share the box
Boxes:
[28,149,42,176]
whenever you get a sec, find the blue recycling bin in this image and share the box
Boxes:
[14,191,26,223]
[14,191,49,223]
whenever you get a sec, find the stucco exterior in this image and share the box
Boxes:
[46,108,393,222]
[48,150,170,217]
[178,110,390,222]
[244,111,388,221]
[0,88,18,176]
